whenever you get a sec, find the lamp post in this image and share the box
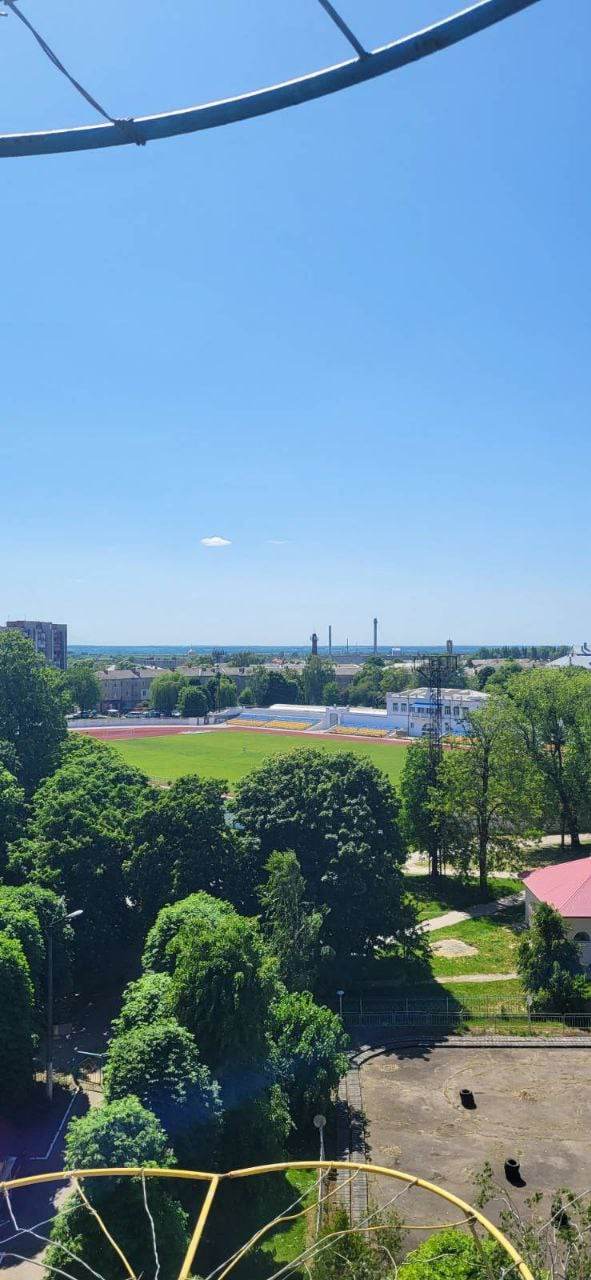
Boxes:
[313,1114,326,1234]
[46,907,83,1103]
[336,989,344,1019]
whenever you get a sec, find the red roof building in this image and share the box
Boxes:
[524,857,591,965]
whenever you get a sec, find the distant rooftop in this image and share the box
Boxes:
[549,646,591,669]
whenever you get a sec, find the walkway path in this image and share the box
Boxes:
[418,891,523,934]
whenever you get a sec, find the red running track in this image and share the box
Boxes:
[71,723,413,746]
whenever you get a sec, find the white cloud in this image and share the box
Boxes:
[201,535,231,548]
[266,539,290,545]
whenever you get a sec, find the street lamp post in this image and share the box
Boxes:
[46,907,83,1103]
[336,989,344,1019]
[313,1114,326,1234]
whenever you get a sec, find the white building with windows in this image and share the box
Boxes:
[384,686,487,736]
[237,686,487,737]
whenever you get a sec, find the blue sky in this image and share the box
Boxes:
[1,0,589,646]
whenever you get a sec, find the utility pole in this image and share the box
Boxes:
[46,906,83,1103]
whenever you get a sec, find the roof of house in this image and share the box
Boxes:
[549,647,591,669]
[524,857,591,917]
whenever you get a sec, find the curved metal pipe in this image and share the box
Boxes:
[0,0,541,158]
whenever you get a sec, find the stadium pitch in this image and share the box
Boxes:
[110,727,409,786]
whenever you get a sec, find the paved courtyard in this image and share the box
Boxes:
[358,1043,591,1227]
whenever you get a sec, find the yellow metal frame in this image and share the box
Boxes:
[0,1160,535,1280]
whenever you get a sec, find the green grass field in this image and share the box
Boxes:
[112,728,408,786]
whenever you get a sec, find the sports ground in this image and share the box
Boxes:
[102,726,409,786]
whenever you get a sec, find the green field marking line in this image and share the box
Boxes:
[112,729,408,786]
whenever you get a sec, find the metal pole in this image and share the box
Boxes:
[46,925,54,1102]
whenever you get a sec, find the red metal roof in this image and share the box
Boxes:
[524,857,591,917]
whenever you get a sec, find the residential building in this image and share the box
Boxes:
[96,666,168,712]
[6,619,67,670]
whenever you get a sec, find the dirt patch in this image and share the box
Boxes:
[431,938,478,957]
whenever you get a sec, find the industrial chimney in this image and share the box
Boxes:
[311,632,318,656]
[373,617,378,655]
[328,625,332,657]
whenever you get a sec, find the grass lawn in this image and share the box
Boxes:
[404,873,523,922]
[111,729,408,787]
[260,1168,316,1265]
[428,905,525,977]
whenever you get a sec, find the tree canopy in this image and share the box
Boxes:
[46,1098,188,1280]
[0,629,66,791]
[0,933,34,1107]
[434,698,542,890]
[125,775,244,925]
[142,892,234,974]
[517,901,587,1011]
[171,908,280,1076]
[271,990,348,1127]
[177,683,208,718]
[103,1017,222,1144]
[258,851,326,991]
[234,750,408,960]
[509,667,591,847]
[8,737,148,986]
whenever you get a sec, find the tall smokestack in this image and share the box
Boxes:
[328,625,332,656]
[311,632,318,656]
[373,617,378,655]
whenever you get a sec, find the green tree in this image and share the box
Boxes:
[125,777,246,925]
[509,667,591,848]
[234,750,408,961]
[348,659,386,708]
[399,739,443,879]
[0,629,66,791]
[434,698,542,892]
[150,672,182,715]
[103,1018,222,1151]
[238,686,255,707]
[322,680,340,704]
[398,1228,503,1278]
[0,933,34,1108]
[484,660,524,693]
[301,656,335,705]
[142,892,234,974]
[8,736,148,987]
[218,676,238,709]
[112,971,175,1035]
[45,1098,188,1280]
[271,991,348,1127]
[310,1207,402,1280]
[258,851,326,991]
[0,902,44,1002]
[0,763,25,876]
[517,901,587,1011]
[0,884,71,1004]
[171,908,280,1076]
[63,660,101,713]
[251,668,300,707]
[177,684,208,718]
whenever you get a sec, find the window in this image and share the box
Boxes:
[391,702,399,712]
[574,931,591,943]
[400,703,407,712]
[444,705,451,714]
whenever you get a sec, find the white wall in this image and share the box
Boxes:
[525,888,591,966]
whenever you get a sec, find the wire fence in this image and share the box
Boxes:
[343,1007,591,1032]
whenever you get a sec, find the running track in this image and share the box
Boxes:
[71,723,414,747]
